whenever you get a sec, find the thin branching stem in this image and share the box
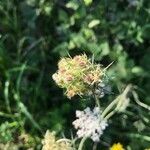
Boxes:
[104,109,117,120]
[101,97,119,118]
[56,139,72,143]
[132,91,150,111]
[102,84,132,118]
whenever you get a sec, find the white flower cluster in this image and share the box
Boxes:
[72,107,108,142]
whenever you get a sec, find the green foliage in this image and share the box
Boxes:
[0,0,150,149]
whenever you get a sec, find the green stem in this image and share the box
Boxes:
[104,109,117,120]
[128,133,150,142]
[0,112,17,118]
[78,137,87,150]
[93,142,97,150]
[56,139,71,143]
[102,84,132,118]
[132,91,150,111]
[95,95,100,109]
[4,80,11,113]
[101,97,119,118]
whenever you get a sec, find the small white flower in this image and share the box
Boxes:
[72,107,108,142]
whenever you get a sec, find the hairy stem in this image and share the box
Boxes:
[101,97,119,118]
[102,84,132,118]
[104,109,117,120]
[78,137,87,150]
[132,91,150,111]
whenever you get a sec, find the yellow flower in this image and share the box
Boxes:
[110,143,125,150]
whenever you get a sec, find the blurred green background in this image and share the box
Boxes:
[0,0,150,149]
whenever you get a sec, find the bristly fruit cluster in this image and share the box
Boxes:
[52,54,105,99]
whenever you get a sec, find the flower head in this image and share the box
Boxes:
[110,143,124,150]
[72,107,108,142]
[42,130,73,150]
[52,54,104,99]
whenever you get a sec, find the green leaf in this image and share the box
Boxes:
[88,20,100,28]
[84,0,93,6]
[100,41,110,56]
[66,1,79,10]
